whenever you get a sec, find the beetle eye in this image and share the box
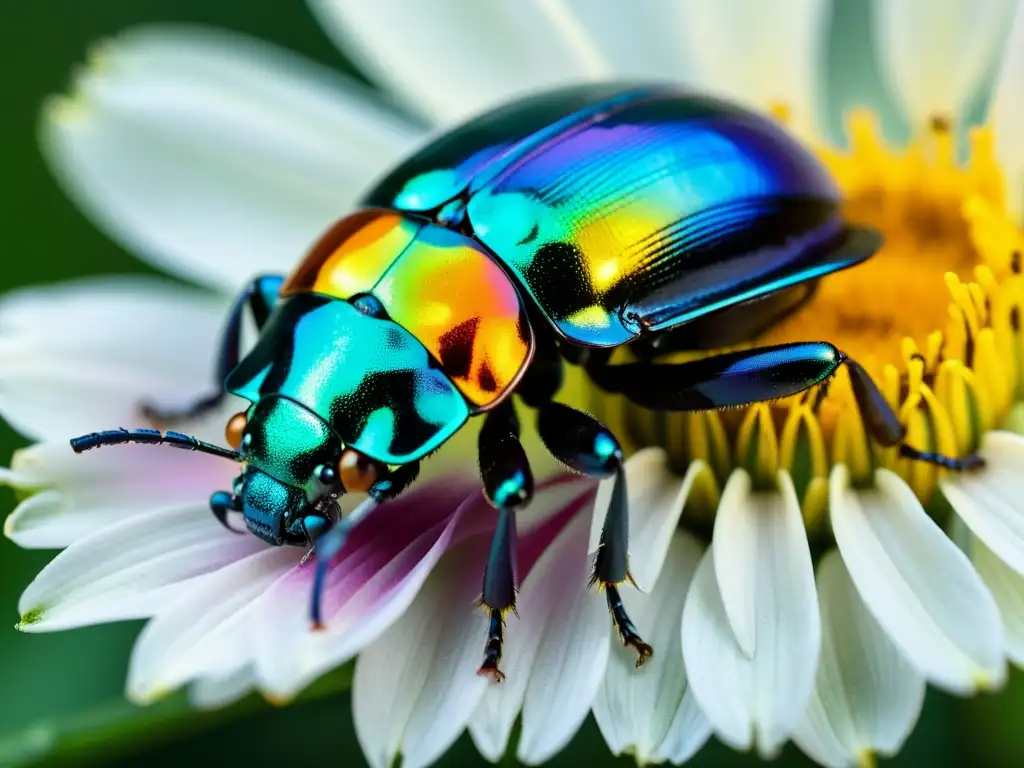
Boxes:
[318,465,338,486]
[225,411,248,450]
[338,448,382,493]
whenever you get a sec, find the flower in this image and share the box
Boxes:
[5,1,1024,768]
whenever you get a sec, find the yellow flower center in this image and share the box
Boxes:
[579,110,1024,530]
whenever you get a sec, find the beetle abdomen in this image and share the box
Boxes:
[367,86,875,349]
[465,94,846,346]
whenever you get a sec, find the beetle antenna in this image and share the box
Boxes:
[70,428,242,462]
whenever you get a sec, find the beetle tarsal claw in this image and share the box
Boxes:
[476,662,506,684]
[625,636,654,668]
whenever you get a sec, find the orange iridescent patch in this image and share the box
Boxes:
[374,225,533,408]
[281,209,421,299]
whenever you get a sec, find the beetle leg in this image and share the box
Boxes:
[307,461,421,629]
[142,274,284,425]
[590,344,984,471]
[536,402,653,666]
[208,490,245,534]
[842,355,984,470]
[477,401,532,682]
[589,341,843,410]
[309,496,378,629]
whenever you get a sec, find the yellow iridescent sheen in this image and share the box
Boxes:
[374,225,532,408]
[282,209,421,300]
[280,209,533,411]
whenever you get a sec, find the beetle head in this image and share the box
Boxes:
[220,396,386,546]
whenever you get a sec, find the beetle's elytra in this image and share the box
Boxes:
[71,84,983,681]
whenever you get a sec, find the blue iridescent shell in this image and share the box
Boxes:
[364,85,872,347]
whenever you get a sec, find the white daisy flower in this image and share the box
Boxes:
[5,1,1024,768]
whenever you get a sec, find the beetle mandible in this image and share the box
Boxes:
[71,84,982,682]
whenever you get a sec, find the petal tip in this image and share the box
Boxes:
[263,691,295,707]
[41,93,89,128]
[126,683,170,707]
[3,513,17,541]
[975,661,1008,693]
[16,608,44,632]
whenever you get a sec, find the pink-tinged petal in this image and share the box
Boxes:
[252,474,591,701]
[251,475,480,700]
[17,503,268,633]
[593,531,710,764]
[3,440,234,549]
[128,548,299,703]
[352,535,491,768]
[0,277,232,442]
[590,448,713,591]
[469,487,600,762]
[43,26,421,292]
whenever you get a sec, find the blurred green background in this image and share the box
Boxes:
[0,1,1018,766]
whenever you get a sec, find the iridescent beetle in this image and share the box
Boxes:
[70,84,981,681]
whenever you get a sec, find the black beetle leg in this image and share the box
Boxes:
[309,496,378,629]
[587,341,843,411]
[842,355,985,471]
[477,401,533,682]
[142,274,284,425]
[587,342,985,472]
[208,490,245,534]
[536,402,653,667]
[307,461,420,629]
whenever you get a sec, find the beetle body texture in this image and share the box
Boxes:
[72,84,980,680]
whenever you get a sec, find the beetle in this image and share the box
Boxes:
[70,84,981,682]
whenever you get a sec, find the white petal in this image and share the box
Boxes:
[17,503,267,632]
[589,448,707,591]
[873,0,1017,125]
[593,532,710,764]
[352,537,490,768]
[713,469,816,665]
[941,432,1024,576]
[189,666,257,710]
[991,1,1024,221]
[310,0,620,123]
[830,465,1006,693]
[793,550,926,768]
[44,26,421,291]
[469,509,609,765]
[0,277,231,442]
[973,538,1024,666]
[3,439,234,549]
[128,547,298,702]
[560,0,698,80]
[676,0,829,137]
[682,469,820,758]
